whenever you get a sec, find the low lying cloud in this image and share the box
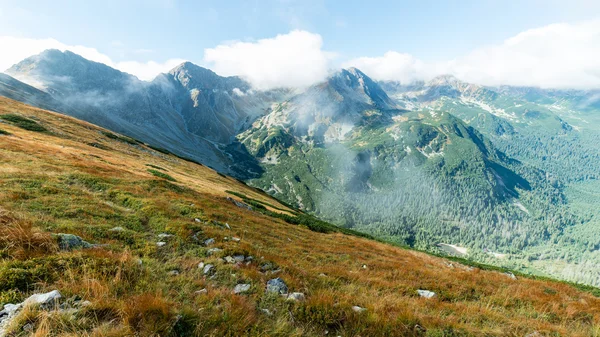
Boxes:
[204,30,335,90]
[0,36,184,81]
[344,20,600,89]
[342,51,430,84]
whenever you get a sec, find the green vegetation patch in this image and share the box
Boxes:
[0,114,47,132]
[146,164,166,171]
[147,169,176,182]
[0,129,10,135]
[100,131,140,145]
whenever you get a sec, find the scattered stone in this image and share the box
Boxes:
[525,332,543,337]
[56,234,93,250]
[417,290,436,299]
[266,278,288,295]
[414,324,427,333]
[167,270,179,276]
[286,292,305,301]
[245,256,254,262]
[231,237,241,242]
[203,264,215,275]
[158,233,174,239]
[225,223,231,229]
[207,248,223,255]
[79,300,92,307]
[362,264,367,269]
[137,259,143,266]
[0,290,63,332]
[504,272,517,280]
[260,308,272,316]
[109,226,124,232]
[22,323,33,332]
[198,262,205,269]
[25,290,62,308]
[226,197,252,210]
[318,273,327,277]
[194,218,202,223]
[233,283,251,294]
[204,238,215,246]
[224,256,236,264]
[195,289,208,295]
[352,306,367,313]
[156,241,167,247]
[260,262,276,272]
[233,255,245,263]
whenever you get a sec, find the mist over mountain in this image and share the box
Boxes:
[3,49,600,286]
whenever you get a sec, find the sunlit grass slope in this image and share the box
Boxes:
[0,96,600,336]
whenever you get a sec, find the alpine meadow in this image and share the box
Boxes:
[1,1,600,336]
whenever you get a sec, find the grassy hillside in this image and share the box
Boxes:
[1,96,600,336]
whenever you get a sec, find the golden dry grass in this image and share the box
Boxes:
[0,96,599,336]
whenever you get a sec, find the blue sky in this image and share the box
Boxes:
[1,0,600,88]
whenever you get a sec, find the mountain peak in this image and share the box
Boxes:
[167,61,249,91]
[327,67,396,110]
[427,74,462,87]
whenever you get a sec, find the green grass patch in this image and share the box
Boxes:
[100,131,140,145]
[0,129,10,135]
[0,114,47,132]
[147,169,176,182]
[146,164,166,171]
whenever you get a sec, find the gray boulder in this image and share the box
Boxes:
[204,238,215,246]
[266,278,288,295]
[56,234,92,250]
[233,284,251,294]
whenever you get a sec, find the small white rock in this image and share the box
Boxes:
[417,290,436,299]
[203,264,214,275]
[352,306,366,313]
[156,241,167,247]
[286,292,305,301]
[233,284,251,294]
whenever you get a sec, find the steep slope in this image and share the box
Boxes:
[4,50,287,177]
[2,97,600,336]
[0,73,68,113]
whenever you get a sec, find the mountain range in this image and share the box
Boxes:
[2,49,600,287]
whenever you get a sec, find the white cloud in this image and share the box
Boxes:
[342,51,430,84]
[204,30,335,90]
[0,36,184,81]
[115,59,186,81]
[344,20,600,89]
